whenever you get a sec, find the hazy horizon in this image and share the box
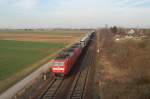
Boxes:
[0,0,150,28]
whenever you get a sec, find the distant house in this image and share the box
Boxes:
[127,29,135,36]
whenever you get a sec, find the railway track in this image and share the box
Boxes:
[38,78,64,99]
[33,34,96,99]
[68,38,96,99]
[67,50,91,99]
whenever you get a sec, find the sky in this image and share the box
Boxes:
[0,0,150,28]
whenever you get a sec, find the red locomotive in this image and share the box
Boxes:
[51,31,94,77]
[51,43,82,76]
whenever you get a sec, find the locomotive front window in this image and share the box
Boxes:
[54,62,64,66]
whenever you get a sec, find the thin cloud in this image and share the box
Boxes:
[13,0,40,10]
[115,0,135,5]
[128,0,150,7]
[114,0,150,7]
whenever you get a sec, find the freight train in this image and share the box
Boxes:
[51,31,95,77]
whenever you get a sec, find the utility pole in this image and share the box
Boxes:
[97,29,100,54]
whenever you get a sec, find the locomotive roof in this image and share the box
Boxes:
[65,48,74,52]
[71,44,80,48]
[55,52,69,59]
[55,48,74,60]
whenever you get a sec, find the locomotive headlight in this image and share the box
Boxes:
[53,67,64,71]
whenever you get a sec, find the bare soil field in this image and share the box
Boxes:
[0,29,87,44]
[0,33,82,44]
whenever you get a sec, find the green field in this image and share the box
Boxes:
[0,40,65,93]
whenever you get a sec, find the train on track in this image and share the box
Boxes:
[51,31,95,77]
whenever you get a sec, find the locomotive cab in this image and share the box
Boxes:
[51,49,75,77]
[51,52,69,76]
